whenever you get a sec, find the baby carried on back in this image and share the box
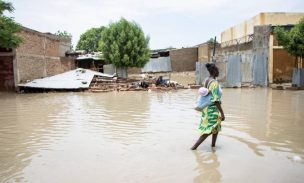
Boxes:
[195,79,222,111]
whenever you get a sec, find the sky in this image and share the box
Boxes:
[5,0,304,50]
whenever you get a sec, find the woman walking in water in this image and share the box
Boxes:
[191,63,225,150]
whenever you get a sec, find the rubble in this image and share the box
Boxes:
[89,75,188,93]
[270,83,304,90]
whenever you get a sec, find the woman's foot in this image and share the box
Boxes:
[190,146,197,150]
[191,134,210,151]
[211,146,216,151]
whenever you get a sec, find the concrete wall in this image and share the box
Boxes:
[103,64,115,75]
[263,12,304,26]
[221,12,304,43]
[170,48,198,72]
[198,43,210,62]
[252,25,271,86]
[221,14,260,43]
[15,28,73,83]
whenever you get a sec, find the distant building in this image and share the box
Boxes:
[128,47,198,74]
[197,12,304,86]
[0,27,74,91]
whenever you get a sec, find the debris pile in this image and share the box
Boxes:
[89,75,187,93]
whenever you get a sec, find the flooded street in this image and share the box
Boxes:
[0,89,304,183]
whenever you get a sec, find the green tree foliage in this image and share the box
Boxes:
[55,30,72,39]
[99,18,150,68]
[274,17,304,60]
[76,27,105,52]
[207,38,218,44]
[0,0,22,49]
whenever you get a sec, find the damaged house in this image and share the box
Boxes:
[0,26,74,91]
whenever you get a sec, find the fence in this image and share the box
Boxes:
[103,64,128,78]
[141,57,172,73]
[226,55,241,87]
[195,61,209,85]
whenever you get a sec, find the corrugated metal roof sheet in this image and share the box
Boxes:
[141,57,172,73]
[18,68,115,89]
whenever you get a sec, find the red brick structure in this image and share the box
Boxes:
[0,27,75,91]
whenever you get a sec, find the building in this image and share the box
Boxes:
[0,27,74,91]
[76,52,105,72]
[127,47,198,74]
[197,12,304,87]
[170,47,198,72]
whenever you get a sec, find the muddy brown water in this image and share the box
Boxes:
[0,89,303,183]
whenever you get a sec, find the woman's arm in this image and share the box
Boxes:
[214,101,225,121]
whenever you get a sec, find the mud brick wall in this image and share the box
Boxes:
[60,57,76,72]
[17,29,60,57]
[16,54,47,82]
[170,48,198,72]
[15,28,73,83]
[46,57,75,76]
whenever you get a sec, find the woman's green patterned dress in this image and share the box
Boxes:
[198,80,222,135]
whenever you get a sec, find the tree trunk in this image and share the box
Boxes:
[295,57,298,68]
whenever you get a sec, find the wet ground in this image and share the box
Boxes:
[0,88,303,183]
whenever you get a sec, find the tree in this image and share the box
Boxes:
[55,30,72,39]
[207,37,218,44]
[0,0,22,49]
[99,18,150,68]
[274,17,304,68]
[76,27,105,52]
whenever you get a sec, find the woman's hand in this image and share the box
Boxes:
[194,107,203,112]
[221,113,225,121]
[214,101,225,121]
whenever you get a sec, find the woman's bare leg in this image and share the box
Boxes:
[211,133,218,147]
[191,134,210,150]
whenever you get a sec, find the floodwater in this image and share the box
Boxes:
[0,89,303,183]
